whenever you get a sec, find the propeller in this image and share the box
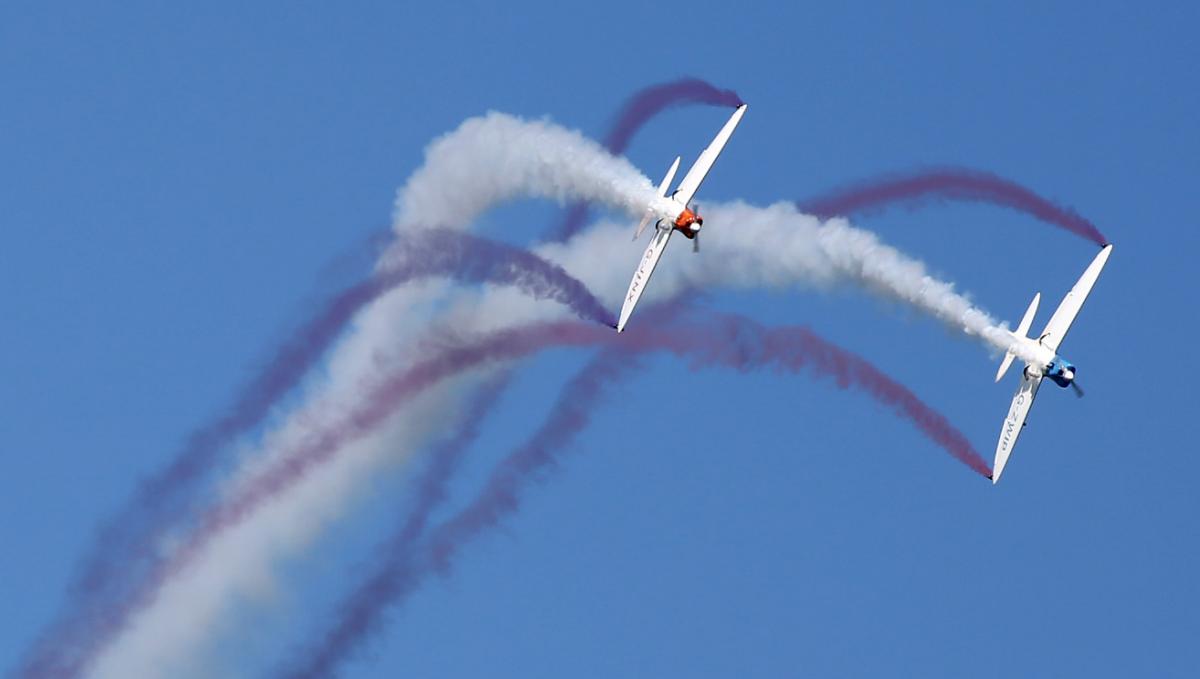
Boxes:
[1070,381,1085,398]
[691,202,701,253]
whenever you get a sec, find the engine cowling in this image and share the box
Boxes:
[1044,357,1077,388]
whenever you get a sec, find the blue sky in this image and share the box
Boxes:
[2,2,1197,677]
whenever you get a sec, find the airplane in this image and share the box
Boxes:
[616,104,748,332]
[991,243,1113,483]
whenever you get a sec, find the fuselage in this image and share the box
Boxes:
[1020,340,1077,388]
[1036,357,1077,388]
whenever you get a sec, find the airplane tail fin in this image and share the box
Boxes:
[634,156,681,240]
[995,292,1041,383]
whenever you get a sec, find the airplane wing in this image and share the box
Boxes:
[992,372,1042,484]
[617,225,673,332]
[1038,244,1113,353]
[669,104,747,209]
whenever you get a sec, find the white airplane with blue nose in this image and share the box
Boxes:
[992,243,1113,483]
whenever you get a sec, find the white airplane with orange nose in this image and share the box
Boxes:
[616,104,747,332]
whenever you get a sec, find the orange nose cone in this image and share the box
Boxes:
[674,208,697,228]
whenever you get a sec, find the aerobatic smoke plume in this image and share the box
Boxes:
[86,300,989,679]
[380,105,1043,374]
[283,348,640,679]
[14,228,615,679]
[394,112,668,231]
[301,84,1079,676]
[603,77,744,154]
[284,312,986,678]
[385,111,1028,364]
[83,134,1028,679]
[24,99,703,679]
[543,202,1042,363]
[78,323,611,679]
[25,80,1094,679]
[799,167,1109,246]
[277,367,531,679]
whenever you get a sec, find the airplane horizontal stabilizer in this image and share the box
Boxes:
[996,292,1041,383]
[635,156,681,240]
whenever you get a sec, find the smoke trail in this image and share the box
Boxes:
[58,100,1051,677]
[21,105,690,679]
[393,112,667,232]
[283,311,986,678]
[603,78,744,154]
[428,312,992,542]
[227,212,1016,533]
[551,78,744,242]
[387,373,513,563]
[387,228,615,326]
[72,322,606,679]
[302,84,744,674]
[283,348,639,679]
[545,202,1043,363]
[87,309,985,679]
[13,228,613,679]
[287,305,696,679]
[287,77,743,674]
[71,201,1024,677]
[798,166,1109,246]
[133,98,1104,676]
[62,201,1019,679]
[277,366,532,679]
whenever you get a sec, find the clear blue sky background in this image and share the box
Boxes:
[2,2,1197,677]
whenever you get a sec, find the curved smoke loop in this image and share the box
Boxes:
[18,81,1102,679]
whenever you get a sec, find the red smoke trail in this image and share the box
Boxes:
[14,228,614,679]
[602,77,744,156]
[73,311,987,679]
[282,312,988,678]
[798,166,1109,246]
[550,77,744,242]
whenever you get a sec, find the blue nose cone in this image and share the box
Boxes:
[1047,358,1077,388]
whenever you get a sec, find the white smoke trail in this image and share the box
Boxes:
[85,115,1031,678]
[394,111,665,232]
[540,201,1040,363]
